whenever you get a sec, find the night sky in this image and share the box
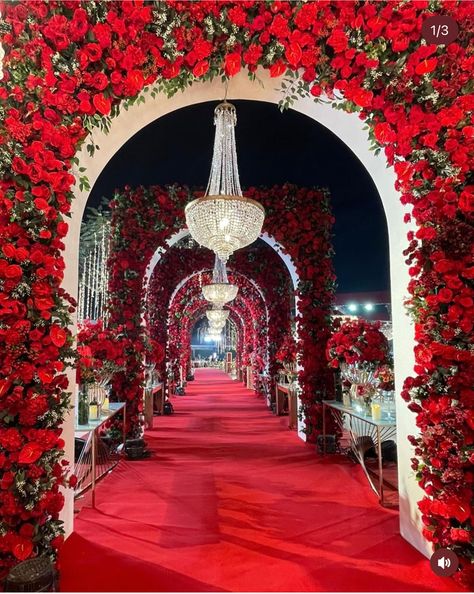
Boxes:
[87,100,390,293]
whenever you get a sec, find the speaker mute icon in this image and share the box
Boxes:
[430,548,459,577]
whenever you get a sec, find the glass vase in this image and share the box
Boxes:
[350,383,374,416]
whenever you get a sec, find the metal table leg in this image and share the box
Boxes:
[91,430,96,509]
[377,425,383,505]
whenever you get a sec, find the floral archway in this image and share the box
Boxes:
[0,0,472,583]
[165,269,269,386]
[146,238,294,389]
[106,183,333,437]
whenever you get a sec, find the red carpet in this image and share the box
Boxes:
[59,369,461,592]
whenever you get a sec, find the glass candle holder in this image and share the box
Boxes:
[371,402,382,421]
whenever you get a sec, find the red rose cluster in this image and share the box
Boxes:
[275,334,297,365]
[326,319,391,369]
[166,272,266,387]
[77,319,127,383]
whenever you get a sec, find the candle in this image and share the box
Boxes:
[371,403,381,421]
[89,402,99,421]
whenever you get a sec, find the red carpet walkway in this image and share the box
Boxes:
[59,369,460,592]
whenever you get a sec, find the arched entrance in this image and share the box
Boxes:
[63,71,421,554]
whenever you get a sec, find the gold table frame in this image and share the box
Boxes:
[322,400,397,506]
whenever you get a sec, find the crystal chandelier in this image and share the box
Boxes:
[202,255,238,308]
[185,101,265,262]
[206,308,229,327]
[209,321,225,333]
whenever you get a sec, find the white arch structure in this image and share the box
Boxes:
[144,230,299,292]
[63,70,425,556]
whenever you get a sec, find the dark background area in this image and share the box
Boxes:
[87,100,390,293]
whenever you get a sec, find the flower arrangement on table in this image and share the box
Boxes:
[275,333,298,383]
[326,319,391,414]
[77,320,128,384]
[375,364,395,392]
[77,320,128,423]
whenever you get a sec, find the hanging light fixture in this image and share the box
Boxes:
[202,255,238,307]
[185,100,265,262]
[209,322,225,335]
[207,330,222,342]
[206,308,229,327]
[209,315,226,329]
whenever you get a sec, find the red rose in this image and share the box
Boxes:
[193,39,212,61]
[50,325,67,347]
[93,93,112,115]
[84,43,102,62]
[285,42,302,67]
[227,5,247,27]
[459,187,474,213]
[13,539,33,561]
[18,442,43,464]
[2,243,16,258]
[224,52,241,77]
[374,122,396,144]
[123,70,145,95]
[69,474,78,488]
[93,22,112,48]
[192,60,209,78]
[269,61,286,78]
[415,58,438,75]
[15,247,28,261]
[437,288,453,303]
[19,524,35,538]
[34,198,49,211]
[5,264,22,280]
[351,88,373,108]
[57,221,69,237]
[327,29,348,53]
[269,14,289,39]
[243,44,262,66]
[1,471,15,490]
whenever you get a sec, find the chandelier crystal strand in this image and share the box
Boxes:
[206,103,242,196]
[185,101,265,262]
[202,255,238,307]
